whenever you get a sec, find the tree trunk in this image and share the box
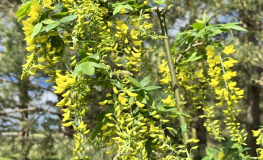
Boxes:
[193,109,207,159]
[246,84,261,157]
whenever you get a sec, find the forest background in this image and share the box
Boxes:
[0,0,262,159]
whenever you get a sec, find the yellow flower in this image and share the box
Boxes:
[131,29,139,39]
[235,89,244,96]
[223,71,236,80]
[36,35,48,43]
[136,101,145,108]
[113,86,119,94]
[100,7,108,15]
[65,99,71,106]
[56,98,66,107]
[62,90,71,97]
[133,40,142,46]
[116,23,129,31]
[66,77,76,85]
[195,69,204,79]
[206,46,214,52]
[206,50,214,59]
[22,20,34,35]
[62,110,71,122]
[215,88,224,95]
[42,0,54,9]
[210,79,219,87]
[99,100,108,106]
[223,44,235,54]
[53,86,65,94]
[118,93,128,105]
[228,81,236,90]
[223,58,238,70]
[162,95,172,105]
[27,0,42,23]
[62,121,73,127]
[118,7,126,14]
[107,21,112,27]
[131,51,141,58]
[126,90,138,97]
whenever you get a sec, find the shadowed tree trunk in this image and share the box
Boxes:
[247,84,260,156]
[193,109,207,159]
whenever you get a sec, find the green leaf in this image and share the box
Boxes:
[42,19,56,24]
[180,123,188,135]
[45,21,60,32]
[195,19,203,23]
[89,123,102,141]
[17,16,26,23]
[172,129,178,135]
[81,62,95,76]
[59,15,77,23]
[176,112,191,117]
[202,12,206,22]
[72,64,83,76]
[206,15,213,23]
[220,25,247,32]
[97,111,106,121]
[87,54,100,59]
[187,52,202,62]
[160,107,177,112]
[105,106,114,113]
[113,5,123,15]
[117,80,123,89]
[128,76,142,88]
[79,49,87,59]
[145,138,152,158]
[194,28,206,40]
[211,29,223,36]
[137,95,147,104]
[189,56,202,61]
[31,22,43,39]
[201,156,211,160]
[78,54,100,64]
[141,86,161,91]
[192,23,205,30]
[139,111,151,117]
[124,5,133,11]
[51,12,68,18]
[90,62,110,70]
[140,77,149,87]
[15,2,31,18]
[54,2,63,9]
[205,147,219,157]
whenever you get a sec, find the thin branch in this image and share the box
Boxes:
[0,106,60,116]
[157,7,189,142]
[181,42,203,54]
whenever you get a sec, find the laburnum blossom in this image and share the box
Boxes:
[223,58,238,70]
[223,44,236,54]
[27,0,42,23]
[42,0,55,9]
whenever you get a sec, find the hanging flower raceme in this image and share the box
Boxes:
[203,45,246,145]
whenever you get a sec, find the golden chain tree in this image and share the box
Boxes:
[16,0,262,159]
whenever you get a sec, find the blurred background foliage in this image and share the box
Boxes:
[0,0,262,159]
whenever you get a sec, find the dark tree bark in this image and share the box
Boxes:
[246,84,261,157]
[193,109,207,159]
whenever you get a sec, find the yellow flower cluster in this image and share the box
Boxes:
[53,71,91,158]
[21,0,58,79]
[205,45,246,144]
[252,128,263,159]
[99,85,173,159]
[159,59,171,86]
